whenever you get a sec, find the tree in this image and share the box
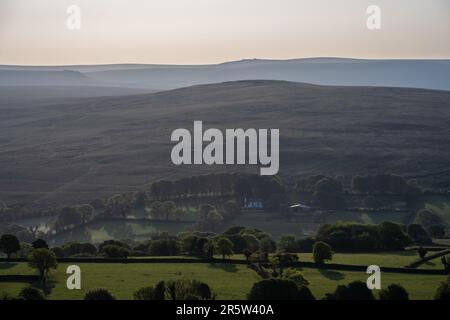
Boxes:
[84,288,116,300]
[0,234,20,259]
[18,287,46,300]
[215,237,234,260]
[312,177,345,209]
[415,210,444,228]
[202,240,215,260]
[161,201,176,221]
[28,248,57,289]
[270,252,299,277]
[32,238,49,249]
[242,234,260,256]
[283,269,309,287]
[101,245,129,258]
[434,276,450,300]
[173,208,185,221]
[427,225,446,238]
[379,284,409,300]
[325,281,375,300]
[313,241,333,264]
[223,200,241,219]
[407,224,432,245]
[248,279,314,300]
[278,235,298,253]
[260,237,277,254]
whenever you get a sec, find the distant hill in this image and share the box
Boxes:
[1,80,449,207]
[1,58,450,91]
[0,70,98,87]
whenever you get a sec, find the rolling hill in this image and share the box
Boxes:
[1,80,449,207]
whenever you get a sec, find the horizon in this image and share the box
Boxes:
[2,56,450,68]
[1,0,449,65]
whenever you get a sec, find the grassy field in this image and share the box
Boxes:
[1,258,447,300]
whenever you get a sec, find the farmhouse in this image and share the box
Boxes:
[243,198,264,209]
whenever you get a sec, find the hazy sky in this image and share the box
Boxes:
[0,0,449,65]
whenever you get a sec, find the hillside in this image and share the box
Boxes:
[0,80,449,207]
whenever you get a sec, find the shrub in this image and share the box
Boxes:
[133,281,165,300]
[165,279,215,300]
[379,284,409,300]
[84,288,116,300]
[18,287,46,300]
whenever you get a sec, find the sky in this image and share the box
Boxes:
[0,0,449,65]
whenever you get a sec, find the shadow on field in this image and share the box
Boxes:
[0,262,17,270]
[208,263,238,273]
[318,269,345,281]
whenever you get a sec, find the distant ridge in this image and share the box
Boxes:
[1,58,449,91]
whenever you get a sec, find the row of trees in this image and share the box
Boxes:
[150,173,285,202]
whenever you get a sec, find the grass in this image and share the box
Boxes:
[1,257,447,300]
[0,262,259,300]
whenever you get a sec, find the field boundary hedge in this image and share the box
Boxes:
[1,258,448,275]
[0,275,39,282]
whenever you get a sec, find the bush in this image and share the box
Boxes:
[133,281,165,300]
[313,241,333,264]
[165,279,215,300]
[379,284,409,300]
[84,288,116,300]
[18,287,46,300]
[434,277,450,300]
[324,281,375,300]
[248,279,314,300]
